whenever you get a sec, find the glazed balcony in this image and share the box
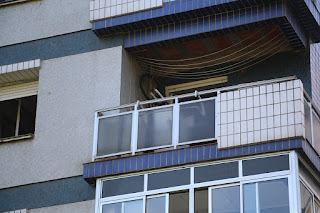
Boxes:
[92,76,320,160]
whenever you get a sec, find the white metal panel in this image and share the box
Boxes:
[0,81,38,102]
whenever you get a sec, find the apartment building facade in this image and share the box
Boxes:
[0,0,320,212]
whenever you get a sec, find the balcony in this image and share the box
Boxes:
[92,76,320,160]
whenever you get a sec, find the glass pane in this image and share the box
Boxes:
[97,113,132,156]
[243,155,289,176]
[315,201,320,213]
[243,183,257,213]
[195,189,208,213]
[212,186,240,213]
[102,175,144,198]
[305,101,312,144]
[19,95,37,135]
[259,179,289,213]
[0,99,18,138]
[179,100,215,143]
[312,111,320,155]
[148,169,190,190]
[138,107,173,149]
[300,183,314,213]
[169,191,189,213]
[195,162,238,183]
[102,203,122,213]
[124,199,143,213]
[147,196,166,213]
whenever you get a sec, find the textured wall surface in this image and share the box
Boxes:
[311,43,320,110]
[0,0,91,47]
[0,47,123,189]
[218,79,305,148]
[120,48,145,105]
[0,177,95,212]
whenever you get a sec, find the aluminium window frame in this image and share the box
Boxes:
[96,151,300,213]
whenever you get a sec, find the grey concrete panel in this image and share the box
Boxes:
[0,0,92,47]
[0,177,95,212]
[0,47,123,189]
[29,200,95,213]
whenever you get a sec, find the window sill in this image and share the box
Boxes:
[0,0,33,7]
[0,134,34,143]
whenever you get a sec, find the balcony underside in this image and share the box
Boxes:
[92,0,318,52]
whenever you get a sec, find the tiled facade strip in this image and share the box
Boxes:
[0,59,40,74]
[92,0,239,31]
[83,138,320,184]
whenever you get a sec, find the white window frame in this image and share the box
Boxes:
[95,151,299,213]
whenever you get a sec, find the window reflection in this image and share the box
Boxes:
[138,107,173,149]
[244,179,289,213]
[195,188,208,213]
[212,185,240,213]
[301,183,314,213]
[179,100,215,143]
[169,191,189,213]
[147,196,166,213]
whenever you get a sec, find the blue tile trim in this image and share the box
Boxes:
[0,30,124,67]
[84,138,320,184]
[0,176,95,212]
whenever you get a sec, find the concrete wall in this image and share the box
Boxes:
[120,48,145,105]
[0,0,91,47]
[29,200,95,213]
[0,46,123,189]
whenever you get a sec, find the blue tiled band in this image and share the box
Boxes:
[83,138,319,184]
[0,176,95,213]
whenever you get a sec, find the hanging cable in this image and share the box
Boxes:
[136,27,279,63]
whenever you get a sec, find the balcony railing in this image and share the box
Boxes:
[93,76,320,160]
[93,92,217,159]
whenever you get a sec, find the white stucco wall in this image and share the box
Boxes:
[0,46,123,189]
[120,48,145,105]
[0,0,91,47]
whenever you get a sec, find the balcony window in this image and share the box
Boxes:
[211,185,240,213]
[244,179,290,213]
[102,199,143,213]
[138,106,173,150]
[97,113,132,156]
[147,195,167,213]
[179,99,215,143]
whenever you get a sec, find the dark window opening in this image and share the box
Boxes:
[0,95,37,139]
